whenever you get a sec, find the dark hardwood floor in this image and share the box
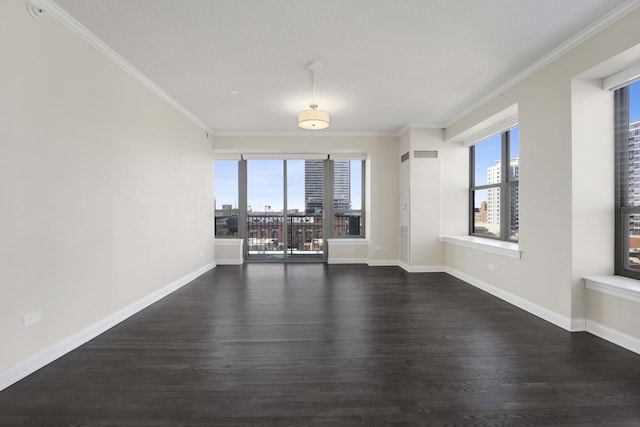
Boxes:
[1,264,640,426]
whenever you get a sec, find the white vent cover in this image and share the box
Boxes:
[414,150,438,159]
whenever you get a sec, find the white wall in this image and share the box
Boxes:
[212,135,400,263]
[399,131,411,264]
[397,128,445,270]
[0,1,214,380]
[408,128,444,269]
[570,77,614,322]
[441,8,640,338]
[440,139,468,236]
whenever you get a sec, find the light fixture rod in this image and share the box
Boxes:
[312,68,317,101]
[307,61,322,103]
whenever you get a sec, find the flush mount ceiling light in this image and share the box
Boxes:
[298,61,330,130]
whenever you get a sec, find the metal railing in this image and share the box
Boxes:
[215,212,362,250]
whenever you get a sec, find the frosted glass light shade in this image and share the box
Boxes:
[298,106,330,130]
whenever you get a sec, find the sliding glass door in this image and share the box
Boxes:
[287,160,324,258]
[245,159,324,261]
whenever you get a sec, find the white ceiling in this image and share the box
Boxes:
[51,0,631,135]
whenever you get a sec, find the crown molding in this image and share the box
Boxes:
[213,130,399,138]
[35,0,214,134]
[396,122,445,136]
[445,0,640,128]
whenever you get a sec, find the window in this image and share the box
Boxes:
[332,159,365,238]
[469,127,519,241]
[214,160,239,237]
[214,157,365,245]
[615,80,640,279]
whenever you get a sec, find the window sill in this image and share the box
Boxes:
[327,239,369,246]
[214,238,243,245]
[583,275,640,304]
[438,235,521,259]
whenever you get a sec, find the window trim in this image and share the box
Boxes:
[469,127,519,242]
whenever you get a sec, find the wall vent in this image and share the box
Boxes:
[414,150,438,159]
[400,152,410,162]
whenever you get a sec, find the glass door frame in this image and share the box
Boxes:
[239,158,329,262]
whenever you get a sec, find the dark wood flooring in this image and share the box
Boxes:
[1,264,640,426]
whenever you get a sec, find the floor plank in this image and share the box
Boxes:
[1,264,640,426]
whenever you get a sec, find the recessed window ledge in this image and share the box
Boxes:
[327,239,369,246]
[438,235,521,259]
[214,238,244,246]
[583,275,640,304]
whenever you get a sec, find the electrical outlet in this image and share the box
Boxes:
[374,245,381,251]
[23,311,41,327]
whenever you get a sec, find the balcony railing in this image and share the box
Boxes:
[215,212,362,251]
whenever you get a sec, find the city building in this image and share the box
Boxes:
[474,200,487,224]
[486,158,519,236]
[628,121,640,236]
[304,160,351,214]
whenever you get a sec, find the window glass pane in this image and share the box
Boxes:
[287,160,306,214]
[332,160,350,210]
[509,183,519,241]
[627,213,640,271]
[291,160,323,255]
[473,134,502,186]
[509,127,519,181]
[628,81,640,207]
[473,188,500,238]
[247,160,284,256]
[615,82,640,277]
[334,160,363,237]
[304,160,323,214]
[334,214,361,237]
[214,160,239,236]
[247,160,284,213]
[350,160,362,210]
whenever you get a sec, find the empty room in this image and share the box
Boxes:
[2,0,640,425]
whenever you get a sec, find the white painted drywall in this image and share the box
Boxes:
[0,1,214,375]
[408,128,444,267]
[570,77,615,322]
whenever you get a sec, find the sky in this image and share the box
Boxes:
[473,127,519,187]
[214,159,362,212]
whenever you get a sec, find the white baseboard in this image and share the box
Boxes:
[0,262,217,392]
[398,263,446,273]
[215,258,244,265]
[571,318,587,332]
[586,320,640,355]
[366,259,400,267]
[445,267,574,331]
[364,260,446,273]
[328,258,367,265]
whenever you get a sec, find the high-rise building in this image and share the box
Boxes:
[487,158,519,236]
[627,120,640,234]
[333,160,351,210]
[304,160,324,214]
[304,160,351,214]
